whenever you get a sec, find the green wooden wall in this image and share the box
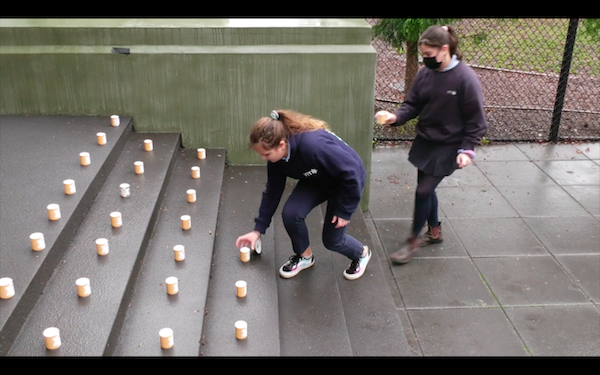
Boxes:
[0,18,376,209]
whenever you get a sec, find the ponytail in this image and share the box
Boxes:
[249,109,330,149]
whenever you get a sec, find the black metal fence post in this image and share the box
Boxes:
[549,18,579,142]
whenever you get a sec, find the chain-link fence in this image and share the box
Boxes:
[370,18,600,143]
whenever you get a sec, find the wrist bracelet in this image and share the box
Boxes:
[457,149,476,159]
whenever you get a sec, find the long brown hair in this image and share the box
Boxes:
[418,25,463,60]
[249,109,330,149]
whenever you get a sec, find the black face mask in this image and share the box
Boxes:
[423,55,442,70]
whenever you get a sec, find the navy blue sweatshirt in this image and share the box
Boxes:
[254,129,366,234]
[392,61,487,151]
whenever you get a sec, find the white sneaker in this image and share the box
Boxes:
[279,254,314,278]
[343,246,371,280]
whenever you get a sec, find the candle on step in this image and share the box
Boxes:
[134,161,144,175]
[79,152,91,166]
[235,320,247,340]
[63,179,76,195]
[181,215,191,230]
[166,277,178,295]
[191,166,200,179]
[110,211,122,228]
[96,238,109,256]
[76,277,91,297]
[174,244,185,262]
[47,204,61,221]
[30,232,45,251]
[0,277,15,299]
[97,132,107,145]
[120,183,130,198]
[240,247,250,263]
[236,280,247,298]
[187,189,196,203]
[43,327,61,350]
[159,328,174,349]
[144,139,153,151]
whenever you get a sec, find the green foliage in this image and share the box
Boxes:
[471,32,488,45]
[582,18,600,40]
[457,18,600,76]
[372,18,461,52]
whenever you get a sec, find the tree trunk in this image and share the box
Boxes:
[404,40,419,99]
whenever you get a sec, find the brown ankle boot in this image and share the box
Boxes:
[420,222,443,247]
[389,236,420,264]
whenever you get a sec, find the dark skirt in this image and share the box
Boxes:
[408,136,460,177]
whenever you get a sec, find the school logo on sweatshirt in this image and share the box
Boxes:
[303,168,318,177]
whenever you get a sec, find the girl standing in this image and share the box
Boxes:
[376,25,487,264]
[235,110,371,280]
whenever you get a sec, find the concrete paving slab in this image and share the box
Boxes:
[475,161,558,187]
[504,305,600,356]
[369,143,600,357]
[562,185,600,216]
[477,144,530,161]
[497,186,591,217]
[366,187,414,220]
[554,254,600,304]
[110,148,226,356]
[438,163,492,188]
[449,217,548,257]
[436,186,519,219]
[514,143,590,161]
[534,160,600,185]
[572,142,599,160]
[408,308,529,356]
[374,218,469,259]
[6,132,181,356]
[522,216,600,255]
[370,146,415,194]
[472,256,591,306]
[371,144,411,162]
[390,258,498,309]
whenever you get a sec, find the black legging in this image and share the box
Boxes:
[412,170,444,237]
[281,180,365,261]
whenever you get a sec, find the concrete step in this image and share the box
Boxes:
[275,181,408,356]
[274,182,409,356]
[201,167,409,356]
[5,130,181,356]
[324,207,410,356]
[0,115,133,354]
[274,182,355,356]
[200,166,281,356]
[110,148,226,356]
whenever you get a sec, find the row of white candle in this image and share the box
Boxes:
[1,115,122,300]
[231,239,262,341]
[0,115,215,351]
